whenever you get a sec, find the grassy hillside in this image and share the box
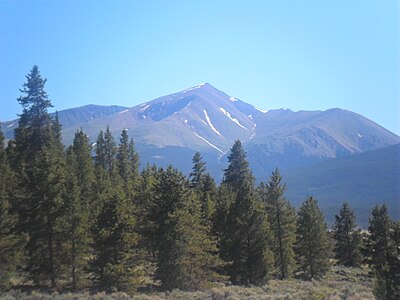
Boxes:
[0,265,374,299]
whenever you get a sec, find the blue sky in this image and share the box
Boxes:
[1,0,399,134]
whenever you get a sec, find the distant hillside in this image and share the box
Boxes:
[1,104,128,140]
[282,143,400,227]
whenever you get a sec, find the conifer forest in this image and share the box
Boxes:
[0,67,399,299]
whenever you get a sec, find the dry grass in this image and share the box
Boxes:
[0,265,375,300]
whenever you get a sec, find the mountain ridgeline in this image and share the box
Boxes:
[1,82,399,225]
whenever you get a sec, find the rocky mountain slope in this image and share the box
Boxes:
[2,83,399,178]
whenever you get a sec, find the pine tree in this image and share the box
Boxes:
[151,166,223,290]
[89,128,142,292]
[333,202,363,267]
[60,130,94,289]
[221,140,274,285]
[385,221,400,299]
[296,197,332,280]
[367,205,392,273]
[0,128,19,288]
[71,129,95,211]
[13,66,66,287]
[189,152,217,223]
[189,151,206,189]
[260,169,296,279]
[117,129,139,195]
[135,164,159,260]
[367,205,398,299]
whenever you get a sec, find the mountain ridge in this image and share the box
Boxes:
[2,83,399,178]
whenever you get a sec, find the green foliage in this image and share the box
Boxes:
[296,197,332,280]
[117,129,139,196]
[260,169,297,279]
[221,140,274,285]
[0,128,20,288]
[59,130,94,289]
[151,166,223,290]
[384,221,400,299]
[366,205,392,271]
[333,202,363,267]
[368,206,399,300]
[13,66,66,287]
[89,129,142,292]
[189,152,217,223]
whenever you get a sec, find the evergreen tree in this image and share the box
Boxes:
[72,129,95,211]
[296,197,331,280]
[189,152,217,223]
[117,129,139,195]
[151,166,223,290]
[221,140,274,285]
[135,164,159,260]
[89,129,142,292]
[60,130,94,289]
[0,128,19,288]
[366,205,392,273]
[367,205,399,299]
[260,169,296,279]
[333,202,363,267]
[189,151,206,189]
[385,221,400,299]
[13,66,66,287]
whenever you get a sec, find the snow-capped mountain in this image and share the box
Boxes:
[56,83,398,179]
[2,83,399,180]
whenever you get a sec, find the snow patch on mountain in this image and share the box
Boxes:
[118,109,129,114]
[182,83,206,93]
[219,107,248,130]
[255,107,268,113]
[193,132,223,153]
[139,104,150,112]
[203,110,221,136]
[7,123,14,128]
[358,133,363,138]
[230,97,238,102]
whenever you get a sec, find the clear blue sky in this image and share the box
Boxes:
[1,0,399,135]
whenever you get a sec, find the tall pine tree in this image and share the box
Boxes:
[333,202,363,267]
[221,140,273,285]
[260,169,296,279]
[13,66,66,287]
[366,205,396,299]
[296,197,332,280]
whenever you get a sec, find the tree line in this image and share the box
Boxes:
[0,66,399,298]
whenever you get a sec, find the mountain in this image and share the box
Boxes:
[282,143,400,227]
[2,83,399,223]
[1,104,128,141]
[55,83,399,177]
